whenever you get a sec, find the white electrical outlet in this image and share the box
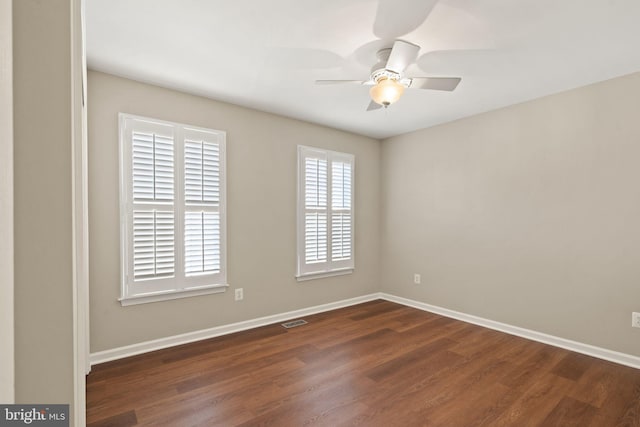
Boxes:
[632,312,640,328]
[235,288,244,301]
[413,274,421,285]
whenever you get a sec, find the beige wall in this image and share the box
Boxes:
[13,0,76,416]
[88,71,381,352]
[0,0,13,403]
[381,72,640,356]
[89,68,640,360]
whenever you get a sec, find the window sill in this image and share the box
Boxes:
[119,284,229,306]
[296,269,353,282]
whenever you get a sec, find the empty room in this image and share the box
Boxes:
[4,0,640,426]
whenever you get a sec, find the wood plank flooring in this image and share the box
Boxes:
[86,300,640,426]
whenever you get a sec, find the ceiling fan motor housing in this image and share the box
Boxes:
[371,68,401,84]
[370,47,408,87]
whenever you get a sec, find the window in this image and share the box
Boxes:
[119,114,227,305]
[297,146,354,280]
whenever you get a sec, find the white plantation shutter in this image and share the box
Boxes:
[331,160,352,261]
[185,139,220,203]
[132,131,174,201]
[129,124,176,282]
[183,133,222,277]
[120,114,227,304]
[297,146,354,278]
[331,213,351,261]
[304,157,327,209]
[184,211,220,274]
[133,210,175,279]
[304,156,328,264]
[305,213,327,263]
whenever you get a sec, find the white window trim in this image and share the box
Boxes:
[119,284,228,306]
[296,145,355,281]
[118,113,228,305]
[296,268,353,282]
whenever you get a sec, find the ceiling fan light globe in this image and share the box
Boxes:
[370,78,404,107]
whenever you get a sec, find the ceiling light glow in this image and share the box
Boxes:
[369,78,405,107]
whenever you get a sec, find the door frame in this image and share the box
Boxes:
[71,0,89,424]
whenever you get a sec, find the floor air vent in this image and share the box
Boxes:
[281,319,308,329]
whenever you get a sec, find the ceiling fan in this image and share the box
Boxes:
[316,40,461,111]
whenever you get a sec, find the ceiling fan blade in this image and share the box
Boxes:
[386,40,420,74]
[315,80,366,85]
[410,77,461,91]
[366,100,383,111]
[373,0,438,39]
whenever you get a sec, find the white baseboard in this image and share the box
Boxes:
[90,293,381,366]
[91,291,640,370]
[380,293,640,370]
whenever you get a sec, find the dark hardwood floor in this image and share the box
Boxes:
[86,300,640,426]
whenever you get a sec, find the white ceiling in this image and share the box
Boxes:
[86,0,640,139]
